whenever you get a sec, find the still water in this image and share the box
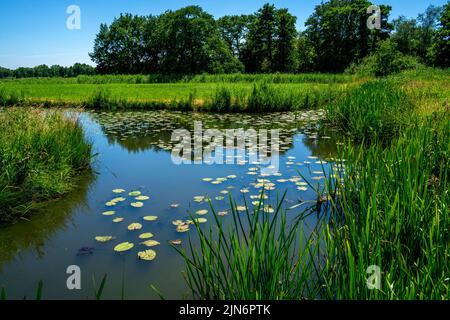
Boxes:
[0,110,342,299]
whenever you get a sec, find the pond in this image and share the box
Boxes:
[0,109,343,299]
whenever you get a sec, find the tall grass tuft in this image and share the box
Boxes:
[0,108,92,222]
[319,115,449,299]
[175,195,321,300]
[326,80,414,144]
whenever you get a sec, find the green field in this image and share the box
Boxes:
[0,74,364,111]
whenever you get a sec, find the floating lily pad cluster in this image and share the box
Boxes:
[95,188,161,262]
[89,108,346,264]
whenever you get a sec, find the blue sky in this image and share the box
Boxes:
[0,0,447,68]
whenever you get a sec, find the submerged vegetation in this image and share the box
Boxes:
[0,108,92,222]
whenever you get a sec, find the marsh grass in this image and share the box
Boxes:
[325,79,415,144]
[0,108,92,222]
[318,115,450,299]
[174,194,323,300]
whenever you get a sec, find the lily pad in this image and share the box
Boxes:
[113,189,125,194]
[143,216,158,221]
[135,196,149,201]
[113,217,124,223]
[170,203,180,208]
[131,202,144,208]
[139,233,154,239]
[102,211,116,216]
[114,242,134,252]
[172,220,184,226]
[141,239,160,247]
[95,236,114,243]
[111,197,126,203]
[137,249,156,261]
[196,209,208,215]
[194,218,207,223]
[176,224,190,233]
[169,239,182,245]
[127,223,143,231]
[128,191,141,196]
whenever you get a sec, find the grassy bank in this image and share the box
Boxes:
[0,108,92,222]
[179,69,450,299]
[0,74,363,111]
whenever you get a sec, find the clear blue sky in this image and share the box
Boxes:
[0,0,447,69]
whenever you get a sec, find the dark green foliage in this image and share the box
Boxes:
[0,63,95,79]
[429,2,450,68]
[347,39,423,77]
[391,5,443,64]
[89,14,149,74]
[217,15,253,59]
[303,0,392,73]
[242,4,297,73]
[90,7,243,75]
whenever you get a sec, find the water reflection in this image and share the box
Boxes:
[89,110,338,159]
[0,173,95,271]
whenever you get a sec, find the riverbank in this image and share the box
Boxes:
[0,108,92,223]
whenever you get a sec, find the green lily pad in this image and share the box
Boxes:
[114,242,134,252]
[127,223,143,231]
[95,236,114,242]
[139,233,154,239]
[141,239,160,247]
[137,250,156,261]
[143,216,158,221]
[131,202,144,208]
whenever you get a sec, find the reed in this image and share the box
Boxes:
[0,108,92,222]
[174,194,321,299]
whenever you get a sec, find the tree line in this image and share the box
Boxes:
[1,1,449,78]
[0,63,95,79]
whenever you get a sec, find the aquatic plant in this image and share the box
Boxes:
[174,194,321,299]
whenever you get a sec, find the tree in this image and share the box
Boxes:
[156,6,242,74]
[90,14,148,74]
[243,3,277,72]
[217,15,253,59]
[296,34,317,72]
[417,5,443,61]
[90,6,242,74]
[391,16,420,56]
[242,4,297,73]
[303,0,392,73]
[274,9,297,72]
[429,2,449,68]
[0,67,12,78]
